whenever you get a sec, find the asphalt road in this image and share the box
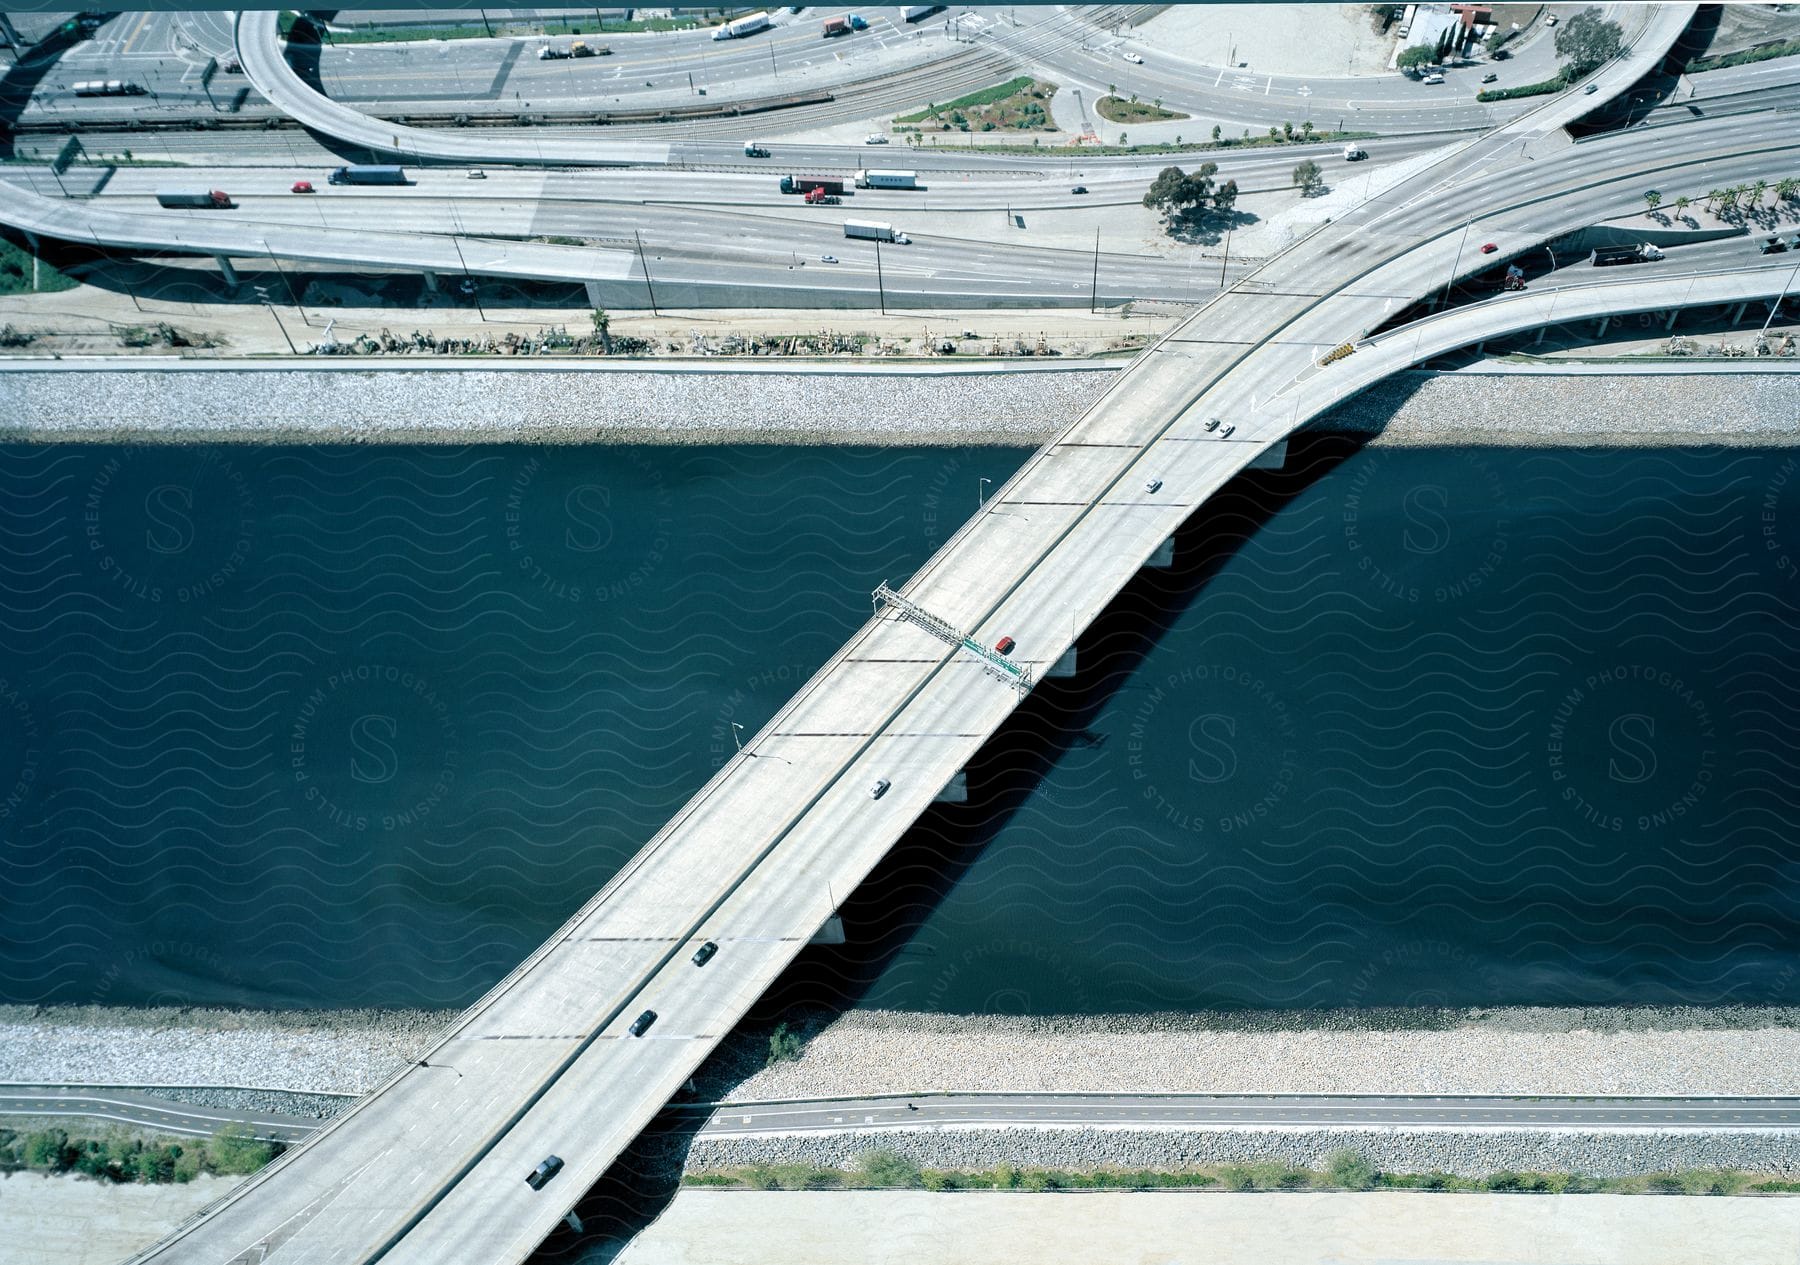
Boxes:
[686,1093,1800,1134]
[0,1086,327,1144]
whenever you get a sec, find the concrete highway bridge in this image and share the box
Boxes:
[115,8,1800,1263]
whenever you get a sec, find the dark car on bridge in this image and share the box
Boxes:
[525,1155,564,1189]
[628,1009,658,1037]
[692,940,718,967]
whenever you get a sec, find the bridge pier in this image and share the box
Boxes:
[422,270,440,293]
[1666,309,1679,331]
[1595,315,1609,337]
[934,769,968,804]
[1047,645,1077,678]
[810,914,845,945]
[563,1211,584,1233]
[1732,301,1749,324]
[214,255,239,288]
[1146,536,1175,568]
[1534,326,1548,346]
[585,280,605,306]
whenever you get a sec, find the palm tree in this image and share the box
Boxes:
[1301,121,1315,139]
[1644,189,1662,213]
[1752,179,1768,207]
[1674,194,1689,220]
[590,308,611,353]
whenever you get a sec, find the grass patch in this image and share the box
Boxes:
[1688,38,1800,74]
[1095,96,1188,124]
[896,76,1057,131]
[684,1151,1800,1196]
[0,1125,279,1183]
[1476,75,1567,102]
[0,237,76,297]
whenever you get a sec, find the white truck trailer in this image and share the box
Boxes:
[713,10,771,39]
[855,169,918,189]
[844,220,910,244]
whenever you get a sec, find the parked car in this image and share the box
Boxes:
[869,777,891,799]
[526,1156,564,1190]
[1545,14,1558,25]
[1071,184,1088,194]
[865,133,889,145]
[994,636,1016,655]
[628,1009,658,1037]
[290,180,314,194]
[692,940,719,966]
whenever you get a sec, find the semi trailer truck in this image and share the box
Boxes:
[781,175,845,194]
[329,165,409,186]
[713,10,771,39]
[155,190,233,209]
[844,220,909,243]
[1590,243,1664,267]
[855,169,918,189]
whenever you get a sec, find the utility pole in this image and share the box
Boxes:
[874,238,886,314]
[263,241,309,326]
[1440,220,1472,312]
[452,236,485,321]
[255,285,299,355]
[1759,259,1800,337]
[1089,228,1100,312]
[635,229,659,316]
[1219,228,1231,287]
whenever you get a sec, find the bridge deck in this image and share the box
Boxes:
[126,9,1729,1263]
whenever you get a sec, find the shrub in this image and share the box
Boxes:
[765,1022,804,1066]
[856,1148,922,1189]
[1218,1164,1256,1191]
[23,1130,69,1170]
[1476,75,1567,102]
[1326,1148,1376,1191]
[206,1125,274,1176]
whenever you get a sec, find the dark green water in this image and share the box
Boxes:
[2,440,1797,1011]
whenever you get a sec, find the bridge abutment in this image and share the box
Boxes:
[934,770,968,804]
[810,914,846,945]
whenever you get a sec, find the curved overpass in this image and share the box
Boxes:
[236,10,672,168]
[130,11,1754,1265]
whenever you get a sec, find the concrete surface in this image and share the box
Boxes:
[0,1172,249,1265]
[611,1189,1800,1265]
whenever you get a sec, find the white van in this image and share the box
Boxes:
[1422,72,1445,84]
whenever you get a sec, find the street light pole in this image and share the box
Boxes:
[1089,228,1100,312]
[1219,227,1231,287]
[874,238,886,314]
[1758,259,1800,338]
[1440,220,1472,312]
[979,476,991,508]
[451,235,485,321]
[263,241,309,326]
[635,229,659,316]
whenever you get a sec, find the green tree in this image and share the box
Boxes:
[1752,178,1768,206]
[1326,1148,1377,1190]
[1293,159,1324,194]
[1554,7,1623,78]
[1210,124,1222,141]
[1212,177,1239,212]
[23,1129,68,1170]
[1282,120,1294,139]
[1643,189,1661,212]
[1396,44,1437,71]
[1301,120,1315,139]
[590,308,611,354]
[1674,194,1690,219]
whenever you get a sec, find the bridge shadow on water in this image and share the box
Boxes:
[526,431,1374,1263]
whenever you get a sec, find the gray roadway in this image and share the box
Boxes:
[8,1086,1796,1145]
[687,1092,1800,1134]
[0,1086,327,1144]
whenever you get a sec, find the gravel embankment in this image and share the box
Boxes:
[686,1126,1800,1179]
[1333,369,1800,446]
[0,1006,456,1096]
[725,1008,1800,1101]
[0,365,1118,446]
[149,1087,355,1120]
[2,363,1797,446]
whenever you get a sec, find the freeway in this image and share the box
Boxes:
[0,1086,325,1144]
[689,1093,1800,1135]
[129,10,1771,1265]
